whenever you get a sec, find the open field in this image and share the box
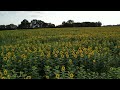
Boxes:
[0,27,120,79]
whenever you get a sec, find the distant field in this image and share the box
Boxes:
[0,27,120,79]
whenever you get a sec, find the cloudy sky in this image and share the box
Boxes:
[0,11,120,26]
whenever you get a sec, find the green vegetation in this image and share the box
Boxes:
[0,27,120,79]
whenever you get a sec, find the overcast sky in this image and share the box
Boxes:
[0,11,120,26]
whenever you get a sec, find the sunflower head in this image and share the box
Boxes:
[54,54,58,58]
[4,69,7,75]
[6,52,11,56]
[7,75,10,79]
[61,65,65,72]
[69,73,74,78]
[61,54,64,58]
[21,54,27,59]
[1,77,5,79]
[3,57,7,61]
[69,59,73,64]
[46,76,49,79]
[93,60,96,63]
[26,76,32,79]
[55,73,60,79]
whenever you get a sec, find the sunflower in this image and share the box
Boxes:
[46,76,49,79]
[73,54,77,58]
[69,59,73,64]
[26,76,32,79]
[6,52,11,57]
[66,54,69,58]
[79,50,83,53]
[47,52,51,58]
[7,75,10,79]
[56,50,59,54]
[60,51,63,54]
[61,65,65,72]
[4,69,7,75]
[3,57,7,61]
[40,52,44,57]
[80,53,84,57]
[65,52,68,55]
[18,60,21,62]
[69,73,74,78]
[54,54,58,58]
[55,74,60,79]
[61,54,64,58]
[76,51,79,55]
[34,48,37,51]
[21,54,26,59]
[1,77,5,79]
[93,60,96,63]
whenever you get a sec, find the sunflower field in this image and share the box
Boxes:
[0,27,120,79]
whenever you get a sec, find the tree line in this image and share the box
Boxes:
[56,20,102,28]
[0,19,55,30]
[103,24,120,27]
[0,19,102,30]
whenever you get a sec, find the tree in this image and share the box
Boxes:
[18,19,30,29]
[73,23,82,27]
[0,25,6,30]
[30,19,38,28]
[42,23,48,28]
[30,19,47,28]
[66,20,74,24]
[62,21,66,25]
[61,20,74,27]
[97,21,102,27]
[47,23,55,28]
[37,20,45,28]
[6,24,17,30]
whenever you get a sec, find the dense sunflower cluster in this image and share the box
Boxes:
[0,27,120,79]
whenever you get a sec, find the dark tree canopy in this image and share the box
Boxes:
[6,24,17,30]
[0,19,103,30]
[66,20,74,24]
[17,19,55,29]
[0,24,17,30]
[0,25,6,30]
[18,19,30,29]
[56,20,102,28]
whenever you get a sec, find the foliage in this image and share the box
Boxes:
[0,27,120,79]
[57,20,102,27]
